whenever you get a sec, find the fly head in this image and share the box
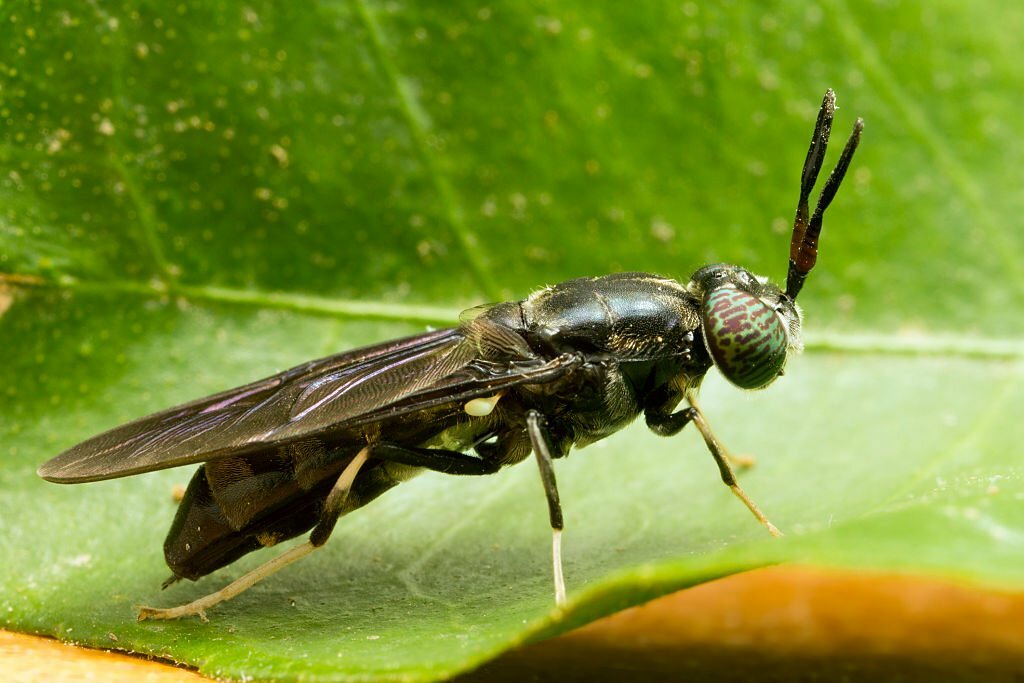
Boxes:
[687,89,863,390]
[689,264,799,390]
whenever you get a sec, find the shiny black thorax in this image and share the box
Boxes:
[485,271,711,448]
[165,272,713,581]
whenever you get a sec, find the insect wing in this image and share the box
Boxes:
[269,349,583,441]
[39,323,581,484]
[38,328,466,482]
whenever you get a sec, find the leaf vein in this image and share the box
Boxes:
[350,0,500,300]
[3,273,1023,359]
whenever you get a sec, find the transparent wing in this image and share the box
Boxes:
[38,328,469,482]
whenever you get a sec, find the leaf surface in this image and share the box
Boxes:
[2,1,1022,680]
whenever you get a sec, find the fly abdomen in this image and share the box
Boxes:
[164,464,327,581]
[164,449,411,581]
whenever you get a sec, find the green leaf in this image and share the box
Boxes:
[2,1,1023,681]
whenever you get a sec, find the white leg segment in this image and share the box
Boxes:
[552,528,566,607]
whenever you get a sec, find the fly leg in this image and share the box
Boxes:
[525,410,567,607]
[370,436,567,603]
[645,392,781,537]
[137,447,372,621]
[138,443,509,621]
[689,394,755,469]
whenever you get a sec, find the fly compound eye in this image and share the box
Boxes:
[701,287,788,389]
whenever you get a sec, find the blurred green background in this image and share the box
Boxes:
[1,1,1022,681]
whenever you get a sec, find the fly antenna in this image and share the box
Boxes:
[786,89,864,300]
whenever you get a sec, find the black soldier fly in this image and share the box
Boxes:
[38,90,863,621]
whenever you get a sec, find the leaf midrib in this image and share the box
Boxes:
[3,274,1022,360]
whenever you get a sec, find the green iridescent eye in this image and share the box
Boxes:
[701,287,788,389]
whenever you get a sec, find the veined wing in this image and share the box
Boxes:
[38,328,467,482]
[39,321,581,484]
